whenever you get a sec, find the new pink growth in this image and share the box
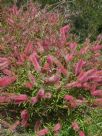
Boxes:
[2,69,14,76]
[0,96,10,103]
[37,40,44,53]
[28,72,36,85]
[0,76,16,87]
[45,75,60,84]
[11,5,20,16]
[69,42,77,50]
[93,98,102,106]
[66,81,81,89]
[37,88,45,99]
[24,42,33,56]
[21,110,29,121]
[31,96,38,105]
[0,57,10,70]
[64,95,74,101]
[59,66,68,76]
[7,18,14,26]
[53,123,61,132]
[9,120,20,132]
[44,92,52,99]
[60,25,70,45]
[80,46,89,55]
[47,55,53,65]
[65,54,73,61]
[92,45,102,51]
[37,128,49,136]
[64,95,77,108]
[78,69,96,83]
[10,94,28,104]
[75,60,86,75]
[48,55,62,67]
[21,110,29,127]
[42,63,50,73]
[79,131,85,136]
[25,82,33,90]
[34,120,41,132]
[91,90,102,97]
[72,121,80,131]
[29,52,41,72]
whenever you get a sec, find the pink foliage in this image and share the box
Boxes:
[25,82,33,90]
[37,128,49,136]
[0,76,16,87]
[91,90,102,97]
[21,110,29,127]
[0,57,10,70]
[10,94,28,104]
[29,53,41,72]
[45,75,60,84]
[75,60,86,75]
[0,96,10,103]
[37,89,45,99]
[2,69,14,76]
[53,123,61,132]
[72,121,80,131]
[93,98,102,106]
[79,131,85,136]
[31,96,38,104]
[24,42,33,56]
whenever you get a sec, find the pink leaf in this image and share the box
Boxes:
[64,95,77,108]
[31,96,38,105]
[42,63,50,73]
[25,82,33,90]
[21,120,29,128]
[21,110,29,121]
[92,45,102,51]
[2,69,14,76]
[11,5,20,16]
[29,53,41,72]
[79,131,85,136]
[34,120,41,132]
[66,81,81,89]
[47,55,53,65]
[7,18,14,26]
[45,75,60,84]
[9,121,20,132]
[91,90,102,97]
[64,95,74,101]
[0,57,10,70]
[69,42,77,50]
[0,76,16,87]
[44,92,52,99]
[37,128,49,136]
[10,94,28,104]
[93,98,102,106]
[75,60,86,75]
[78,69,96,83]
[53,123,61,132]
[65,54,73,61]
[24,42,33,56]
[60,25,70,45]
[0,96,10,103]
[72,121,80,131]
[59,66,68,76]
[28,72,36,85]
[37,88,45,99]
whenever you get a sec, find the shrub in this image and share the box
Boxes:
[0,1,102,135]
